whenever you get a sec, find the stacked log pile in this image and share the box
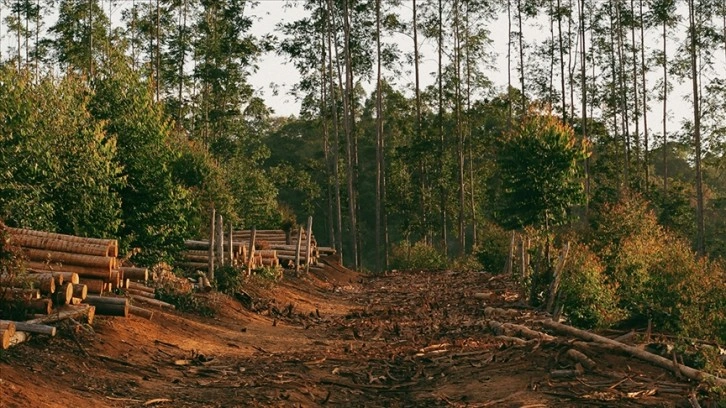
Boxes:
[6,227,123,295]
[0,227,158,349]
[232,229,332,269]
[180,239,248,270]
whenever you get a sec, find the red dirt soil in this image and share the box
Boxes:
[0,268,719,407]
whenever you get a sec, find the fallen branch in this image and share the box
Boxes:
[540,319,726,387]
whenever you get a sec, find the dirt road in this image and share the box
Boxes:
[0,269,706,407]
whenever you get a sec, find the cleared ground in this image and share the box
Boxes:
[0,268,710,407]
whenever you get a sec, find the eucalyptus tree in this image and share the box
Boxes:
[50,0,111,75]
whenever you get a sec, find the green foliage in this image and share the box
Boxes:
[215,265,245,294]
[155,287,217,317]
[0,68,123,237]
[591,193,726,342]
[389,241,447,271]
[559,243,624,329]
[475,221,510,274]
[495,113,588,230]
[253,266,283,282]
[91,61,194,265]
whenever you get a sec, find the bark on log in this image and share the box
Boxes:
[565,348,596,370]
[540,319,726,387]
[26,304,95,325]
[488,320,556,341]
[79,279,105,295]
[23,248,113,269]
[27,261,110,280]
[129,295,175,310]
[128,281,154,294]
[125,288,155,299]
[120,267,148,282]
[1,287,40,299]
[7,227,117,257]
[26,299,53,314]
[28,269,79,285]
[54,282,74,305]
[128,305,154,320]
[1,321,56,336]
[3,272,57,294]
[9,234,110,257]
[83,295,128,317]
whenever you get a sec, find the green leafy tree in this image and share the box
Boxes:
[495,113,588,230]
[90,58,193,264]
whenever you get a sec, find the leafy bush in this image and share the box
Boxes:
[389,241,447,271]
[559,243,624,328]
[215,265,246,294]
[155,288,217,317]
[591,192,726,342]
[475,221,510,274]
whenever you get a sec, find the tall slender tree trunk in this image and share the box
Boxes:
[35,0,39,79]
[438,0,448,257]
[375,0,383,272]
[454,0,465,256]
[516,0,526,111]
[340,0,359,269]
[662,17,668,193]
[615,1,630,179]
[688,0,705,256]
[325,1,343,259]
[17,1,22,71]
[178,0,188,123]
[579,0,589,210]
[507,0,513,123]
[156,0,161,102]
[320,1,335,252]
[412,0,428,244]
[630,0,640,181]
[465,2,476,248]
[88,0,93,76]
[639,0,649,190]
[557,0,566,119]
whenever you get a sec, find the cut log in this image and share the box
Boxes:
[1,321,56,336]
[0,287,41,300]
[28,269,79,285]
[8,234,110,257]
[22,248,113,269]
[70,297,83,305]
[128,305,154,320]
[0,321,16,349]
[540,319,726,387]
[26,304,95,325]
[128,281,154,294]
[565,348,596,370]
[83,295,129,317]
[110,270,121,289]
[488,320,555,341]
[178,261,208,270]
[7,227,117,257]
[26,299,53,315]
[3,273,56,294]
[120,267,148,282]
[129,295,175,310]
[27,261,110,280]
[54,282,74,306]
[79,278,105,295]
[125,288,155,299]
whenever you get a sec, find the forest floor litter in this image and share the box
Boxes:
[0,267,719,407]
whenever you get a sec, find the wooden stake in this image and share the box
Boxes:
[208,207,215,280]
[216,213,224,267]
[295,226,303,271]
[305,216,313,273]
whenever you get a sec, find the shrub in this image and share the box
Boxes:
[559,243,624,328]
[475,221,510,274]
[215,265,246,294]
[389,241,447,271]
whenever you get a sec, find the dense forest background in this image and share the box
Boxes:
[0,0,725,337]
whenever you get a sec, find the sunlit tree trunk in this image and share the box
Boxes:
[687,0,704,256]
